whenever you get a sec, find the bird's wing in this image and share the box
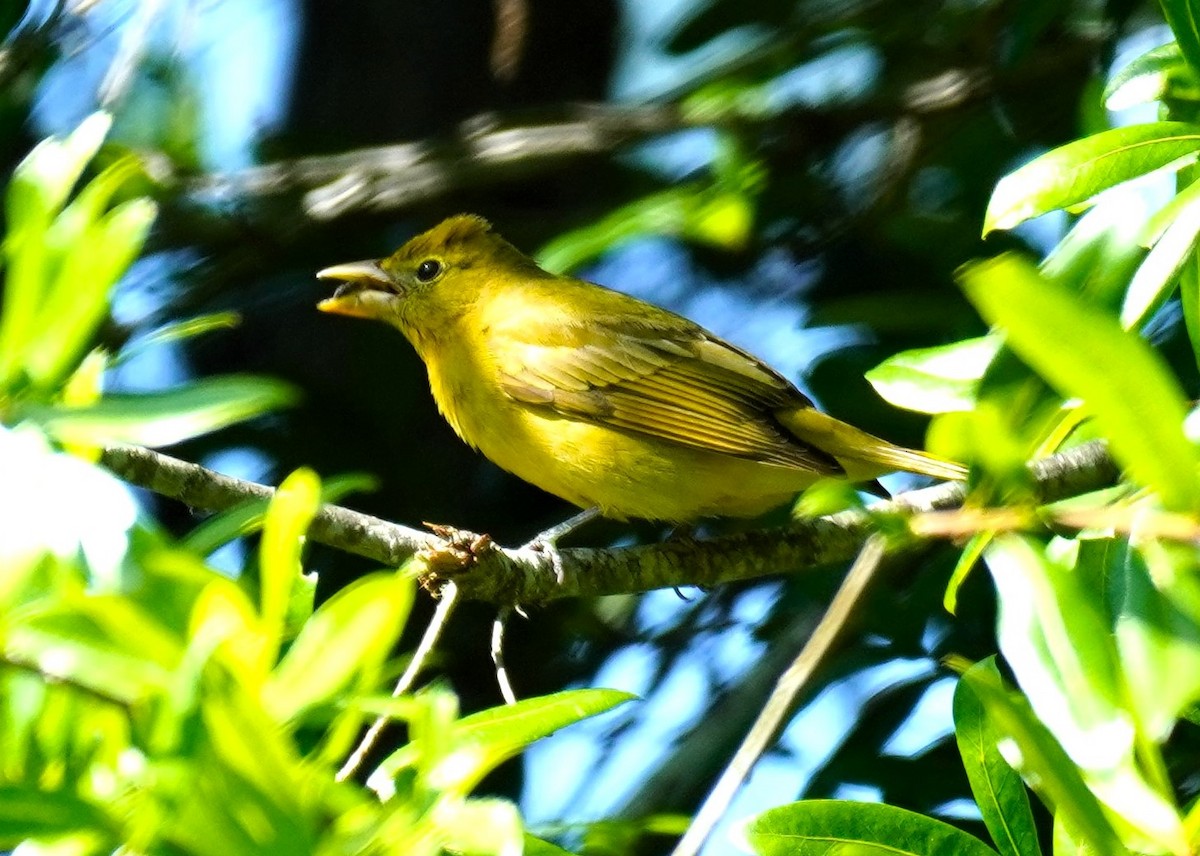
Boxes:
[491,310,844,474]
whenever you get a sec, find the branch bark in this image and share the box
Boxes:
[100,440,1119,604]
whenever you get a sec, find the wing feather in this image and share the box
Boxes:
[491,310,843,474]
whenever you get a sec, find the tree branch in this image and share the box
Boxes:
[100,440,1118,604]
[178,37,1098,224]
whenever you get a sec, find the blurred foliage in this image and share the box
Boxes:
[9,0,1200,855]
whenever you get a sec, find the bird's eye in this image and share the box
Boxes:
[416,259,442,282]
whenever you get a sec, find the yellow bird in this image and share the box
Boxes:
[317,215,964,523]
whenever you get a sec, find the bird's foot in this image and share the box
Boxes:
[520,507,601,584]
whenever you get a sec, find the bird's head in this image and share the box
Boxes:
[318,214,541,341]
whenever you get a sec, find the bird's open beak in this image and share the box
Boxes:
[316,260,392,318]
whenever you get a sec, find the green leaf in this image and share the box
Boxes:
[745,799,999,856]
[0,785,114,847]
[432,797,524,856]
[985,536,1186,853]
[954,658,1044,856]
[985,537,1128,768]
[0,114,113,388]
[944,533,991,614]
[263,571,414,721]
[182,471,375,558]
[523,834,579,856]
[115,312,242,366]
[1160,0,1200,78]
[984,123,1200,234]
[182,498,271,557]
[1040,198,1147,312]
[960,254,1200,512]
[1053,814,1102,856]
[257,468,321,668]
[30,375,297,447]
[536,182,757,273]
[1114,540,1200,739]
[1122,177,1200,328]
[28,196,157,386]
[375,688,636,794]
[1105,42,1185,110]
[959,666,1125,856]
[867,335,1001,414]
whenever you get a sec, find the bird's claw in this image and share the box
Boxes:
[521,535,566,584]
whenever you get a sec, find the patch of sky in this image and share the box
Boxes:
[935,798,984,821]
[109,252,200,393]
[777,657,936,767]
[830,124,892,206]
[830,782,884,802]
[33,0,298,171]
[765,40,881,110]
[881,675,957,756]
[625,127,720,181]
[522,641,713,822]
[612,0,772,101]
[186,0,298,170]
[636,586,701,635]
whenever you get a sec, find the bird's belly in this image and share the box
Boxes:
[475,407,814,522]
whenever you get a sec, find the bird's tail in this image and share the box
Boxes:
[777,406,967,482]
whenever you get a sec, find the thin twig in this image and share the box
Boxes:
[669,534,890,856]
[336,581,461,783]
[491,606,518,705]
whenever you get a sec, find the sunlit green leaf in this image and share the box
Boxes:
[1115,540,1200,739]
[182,471,375,558]
[263,571,414,721]
[28,197,157,386]
[30,375,297,448]
[959,666,1124,856]
[1052,814,1100,856]
[944,533,991,614]
[433,797,523,856]
[984,123,1200,234]
[258,468,321,669]
[374,688,635,795]
[954,659,1043,856]
[745,799,998,856]
[867,335,1000,414]
[1105,42,1185,110]
[961,254,1200,512]
[1041,197,1149,311]
[537,183,756,273]
[985,536,1186,853]
[1122,177,1200,328]
[0,114,113,388]
[985,537,1128,767]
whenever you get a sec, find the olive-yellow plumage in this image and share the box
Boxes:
[317,215,964,522]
